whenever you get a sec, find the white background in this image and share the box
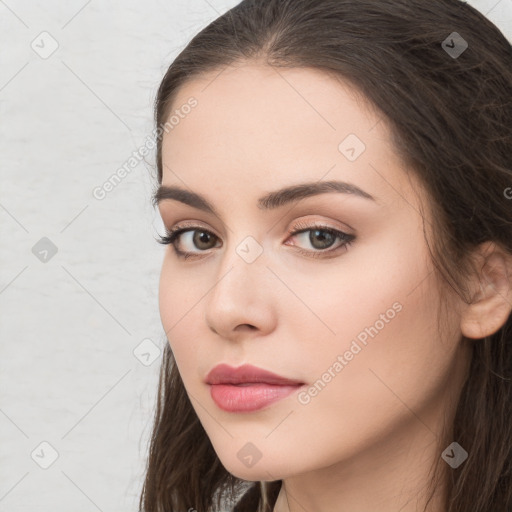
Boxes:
[1,1,511,510]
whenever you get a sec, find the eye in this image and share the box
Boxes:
[285,221,355,259]
[156,224,220,259]
[156,221,355,260]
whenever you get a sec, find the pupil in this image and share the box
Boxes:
[311,229,334,249]
[195,231,213,249]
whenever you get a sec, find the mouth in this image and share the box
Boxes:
[205,363,305,412]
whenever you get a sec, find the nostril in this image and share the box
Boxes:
[235,324,257,331]
[236,324,257,332]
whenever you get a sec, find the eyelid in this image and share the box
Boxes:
[289,218,354,237]
[168,219,213,230]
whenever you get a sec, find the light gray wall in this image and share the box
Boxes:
[1,1,511,510]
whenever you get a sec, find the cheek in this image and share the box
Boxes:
[158,258,194,349]
[278,224,434,351]
[158,256,213,382]
[158,253,204,324]
[284,232,450,434]
[290,279,447,464]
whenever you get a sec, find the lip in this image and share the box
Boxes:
[205,363,304,386]
[205,364,305,413]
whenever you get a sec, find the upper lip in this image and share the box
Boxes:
[205,364,304,386]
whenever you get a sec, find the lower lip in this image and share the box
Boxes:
[209,383,303,412]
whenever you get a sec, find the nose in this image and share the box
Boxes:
[204,239,277,341]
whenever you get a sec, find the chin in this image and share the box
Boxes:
[220,453,297,482]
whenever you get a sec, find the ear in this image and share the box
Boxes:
[460,241,512,339]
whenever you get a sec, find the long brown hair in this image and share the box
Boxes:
[139,1,512,510]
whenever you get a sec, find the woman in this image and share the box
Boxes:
[139,0,512,510]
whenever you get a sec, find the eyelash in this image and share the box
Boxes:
[156,220,355,260]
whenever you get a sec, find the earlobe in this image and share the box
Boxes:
[460,241,512,340]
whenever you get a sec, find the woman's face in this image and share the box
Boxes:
[156,62,470,482]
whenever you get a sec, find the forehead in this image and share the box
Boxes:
[160,62,423,213]
[165,62,378,153]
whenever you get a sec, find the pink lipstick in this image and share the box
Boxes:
[205,363,305,413]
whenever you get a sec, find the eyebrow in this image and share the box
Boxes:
[152,180,376,216]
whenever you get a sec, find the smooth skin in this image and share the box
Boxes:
[156,62,512,512]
